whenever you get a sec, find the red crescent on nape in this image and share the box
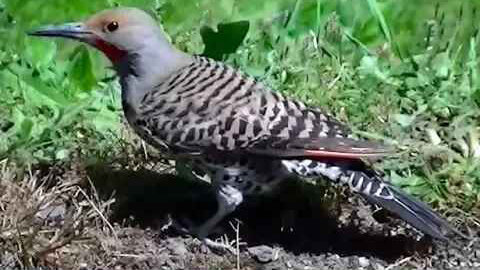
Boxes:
[93,39,127,63]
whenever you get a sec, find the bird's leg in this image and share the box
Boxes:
[193,184,244,253]
[196,184,244,238]
[171,184,243,253]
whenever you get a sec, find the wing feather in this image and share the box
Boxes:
[245,136,393,160]
[138,56,393,160]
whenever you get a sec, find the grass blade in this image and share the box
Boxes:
[365,0,392,43]
[365,0,402,58]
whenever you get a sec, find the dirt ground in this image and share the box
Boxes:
[88,164,480,270]
[1,163,479,270]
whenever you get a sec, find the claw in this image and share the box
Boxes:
[202,237,237,254]
[169,216,194,235]
[168,215,240,254]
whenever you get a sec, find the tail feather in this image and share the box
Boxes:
[362,182,451,241]
[343,170,456,241]
[282,159,461,241]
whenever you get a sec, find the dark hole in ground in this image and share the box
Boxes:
[88,164,433,262]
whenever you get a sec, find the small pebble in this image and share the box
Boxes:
[36,203,67,221]
[331,254,340,260]
[166,238,188,256]
[248,245,276,263]
[302,259,312,266]
[358,257,370,268]
[373,262,385,270]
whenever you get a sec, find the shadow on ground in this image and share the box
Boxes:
[88,164,430,262]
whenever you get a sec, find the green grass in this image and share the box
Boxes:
[1,0,479,214]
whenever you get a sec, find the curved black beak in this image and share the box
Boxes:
[28,22,94,42]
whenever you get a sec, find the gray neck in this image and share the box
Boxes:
[115,40,192,110]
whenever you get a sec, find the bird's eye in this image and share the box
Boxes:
[106,21,119,32]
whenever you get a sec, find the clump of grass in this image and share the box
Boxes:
[0,159,115,268]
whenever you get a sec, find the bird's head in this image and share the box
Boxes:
[29,8,166,63]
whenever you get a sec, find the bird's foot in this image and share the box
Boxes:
[201,236,237,254]
[169,215,195,234]
[169,215,223,235]
[169,216,240,254]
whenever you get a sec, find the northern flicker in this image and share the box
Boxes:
[30,7,459,248]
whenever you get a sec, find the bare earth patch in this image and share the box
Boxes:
[0,161,479,270]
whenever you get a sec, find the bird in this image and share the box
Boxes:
[29,7,459,250]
